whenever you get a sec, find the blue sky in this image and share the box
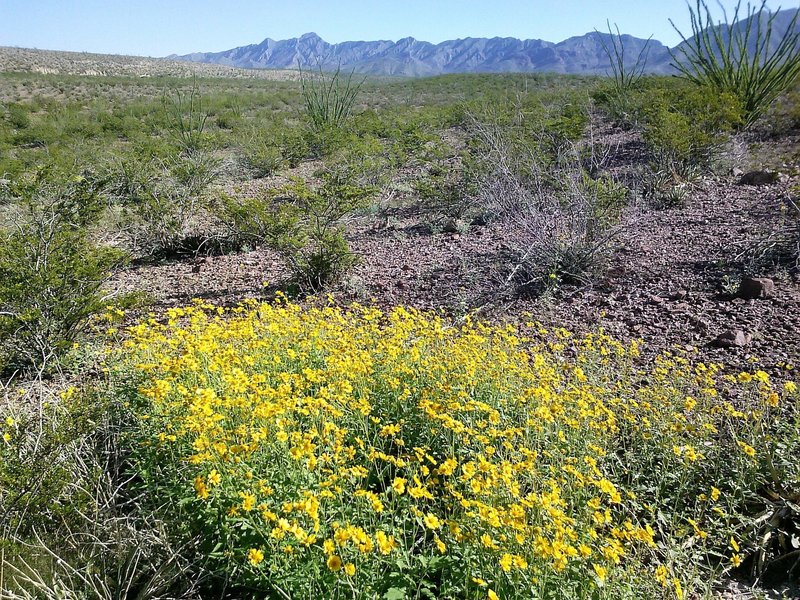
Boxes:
[0,0,778,57]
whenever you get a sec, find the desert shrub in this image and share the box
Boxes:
[279,127,311,167]
[106,300,799,599]
[325,134,398,190]
[542,100,590,144]
[0,385,102,537]
[240,137,284,178]
[237,123,310,177]
[168,150,221,197]
[467,111,626,288]
[593,23,652,127]
[740,186,800,270]
[0,378,206,599]
[102,150,219,256]
[11,119,59,149]
[639,80,743,179]
[770,84,800,131]
[304,123,361,159]
[219,174,372,292]
[4,103,31,130]
[52,105,103,141]
[0,172,125,374]
[414,154,483,224]
[670,0,800,128]
[215,110,242,131]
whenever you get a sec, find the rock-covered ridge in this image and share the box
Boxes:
[171,9,799,77]
[171,31,672,77]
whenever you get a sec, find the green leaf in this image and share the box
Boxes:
[384,588,407,600]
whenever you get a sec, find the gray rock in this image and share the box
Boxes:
[713,330,752,348]
[739,277,775,299]
[738,170,780,186]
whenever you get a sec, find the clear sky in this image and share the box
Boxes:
[0,0,784,57]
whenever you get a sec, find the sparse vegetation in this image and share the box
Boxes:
[220,172,373,293]
[1,12,799,599]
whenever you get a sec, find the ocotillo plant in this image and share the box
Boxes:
[670,0,800,128]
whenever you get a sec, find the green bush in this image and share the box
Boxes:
[240,139,284,178]
[0,172,125,373]
[215,110,242,131]
[639,80,743,178]
[237,125,296,177]
[219,173,372,292]
[101,148,220,256]
[4,103,31,130]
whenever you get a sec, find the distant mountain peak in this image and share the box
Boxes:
[172,9,798,77]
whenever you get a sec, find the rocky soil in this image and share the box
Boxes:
[113,129,800,380]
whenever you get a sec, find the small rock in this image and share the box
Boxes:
[713,330,752,348]
[738,170,779,186]
[648,295,665,305]
[672,289,689,301]
[739,277,775,299]
[731,167,744,177]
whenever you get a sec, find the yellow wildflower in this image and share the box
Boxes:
[423,513,441,530]
[593,563,607,583]
[326,555,343,572]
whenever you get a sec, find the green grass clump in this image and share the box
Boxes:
[301,65,366,131]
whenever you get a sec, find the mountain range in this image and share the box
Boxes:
[171,9,798,77]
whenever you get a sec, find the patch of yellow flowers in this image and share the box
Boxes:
[115,298,797,599]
